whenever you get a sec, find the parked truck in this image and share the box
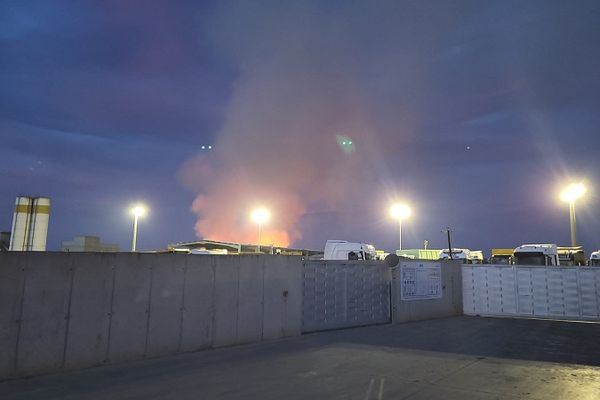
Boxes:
[489,248,514,265]
[557,246,586,266]
[513,244,559,266]
[324,240,377,260]
[468,250,484,264]
[590,250,600,266]
[439,248,470,263]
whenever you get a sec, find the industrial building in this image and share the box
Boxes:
[170,239,322,257]
[9,196,50,251]
[61,235,119,253]
[0,232,10,251]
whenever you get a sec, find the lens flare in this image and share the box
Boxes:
[251,208,271,224]
[390,203,411,220]
[559,183,586,203]
[130,204,147,218]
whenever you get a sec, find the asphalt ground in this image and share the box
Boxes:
[1,316,600,400]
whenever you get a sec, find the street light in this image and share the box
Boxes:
[390,203,411,252]
[130,204,147,252]
[559,183,586,246]
[251,207,271,253]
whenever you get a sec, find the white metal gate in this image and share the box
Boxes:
[462,265,600,320]
[302,261,391,332]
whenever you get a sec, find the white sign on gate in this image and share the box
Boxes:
[400,262,442,300]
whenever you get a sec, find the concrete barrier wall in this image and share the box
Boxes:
[392,260,463,323]
[0,252,303,380]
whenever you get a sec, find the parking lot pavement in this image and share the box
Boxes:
[1,316,600,400]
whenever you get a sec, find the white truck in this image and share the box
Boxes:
[324,240,377,261]
[439,248,470,263]
[590,250,600,266]
[513,244,559,266]
[439,248,484,264]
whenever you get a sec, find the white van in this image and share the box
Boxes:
[324,240,377,260]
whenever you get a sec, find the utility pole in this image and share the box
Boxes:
[442,227,453,260]
[568,201,577,246]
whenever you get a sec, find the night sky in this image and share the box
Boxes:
[1,1,599,253]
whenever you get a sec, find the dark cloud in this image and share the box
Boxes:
[1,0,599,252]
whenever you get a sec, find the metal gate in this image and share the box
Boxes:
[463,265,600,320]
[302,261,391,333]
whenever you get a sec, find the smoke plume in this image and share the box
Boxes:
[180,1,436,247]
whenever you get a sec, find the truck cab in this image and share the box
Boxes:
[513,244,559,266]
[439,248,471,263]
[468,250,484,264]
[324,240,377,261]
[557,246,586,266]
[489,248,514,265]
[590,250,600,266]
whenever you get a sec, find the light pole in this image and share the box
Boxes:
[390,203,411,252]
[559,183,586,246]
[130,205,147,252]
[251,208,271,253]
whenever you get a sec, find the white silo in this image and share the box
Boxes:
[8,196,51,251]
[9,196,33,251]
[29,197,51,251]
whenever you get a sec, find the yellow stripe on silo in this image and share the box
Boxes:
[14,205,32,213]
[34,205,50,214]
[14,204,50,214]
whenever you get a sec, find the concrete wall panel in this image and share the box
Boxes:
[180,257,215,352]
[236,257,264,344]
[64,253,113,370]
[0,254,26,378]
[107,255,152,363]
[146,256,185,358]
[212,257,240,347]
[281,257,303,336]
[263,256,303,339]
[0,252,305,380]
[392,260,463,323]
[16,253,73,376]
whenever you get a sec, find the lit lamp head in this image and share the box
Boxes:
[559,183,586,204]
[131,205,147,218]
[390,203,411,220]
[251,208,271,225]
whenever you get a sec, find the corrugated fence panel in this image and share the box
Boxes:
[580,269,600,318]
[463,265,600,321]
[473,267,488,314]
[462,266,475,315]
[500,267,517,314]
[547,269,564,316]
[487,267,503,314]
[531,268,548,316]
[563,269,580,316]
[302,261,390,333]
[516,268,534,315]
